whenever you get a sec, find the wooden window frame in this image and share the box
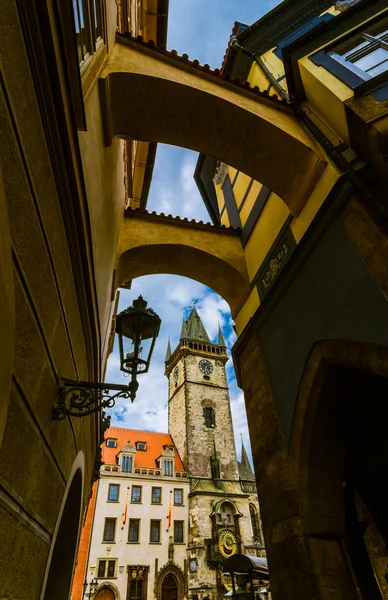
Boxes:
[128,519,140,543]
[107,483,120,502]
[173,488,183,506]
[131,485,142,503]
[151,487,162,504]
[150,520,161,543]
[103,518,117,542]
[174,520,184,543]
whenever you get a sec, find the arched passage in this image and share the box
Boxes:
[116,212,250,316]
[41,456,84,600]
[291,341,388,599]
[100,35,326,215]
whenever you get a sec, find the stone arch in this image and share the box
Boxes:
[95,583,120,600]
[40,452,85,600]
[116,244,249,317]
[100,37,326,214]
[155,563,185,600]
[290,340,388,598]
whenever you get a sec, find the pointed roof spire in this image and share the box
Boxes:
[240,434,253,472]
[180,316,187,340]
[184,302,211,343]
[165,336,172,362]
[217,323,226,347]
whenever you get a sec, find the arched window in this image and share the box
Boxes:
[122,455,133,473]
[249,505,259,541]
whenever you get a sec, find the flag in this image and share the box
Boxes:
[167,489,172,531]
[122,486,129,529]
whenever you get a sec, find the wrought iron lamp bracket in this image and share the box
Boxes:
[53,378,139,420]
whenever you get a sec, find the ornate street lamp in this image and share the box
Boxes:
[53,296,161,420]
[83,578,98,598]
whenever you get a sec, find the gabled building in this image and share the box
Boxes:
[74,429,190,600]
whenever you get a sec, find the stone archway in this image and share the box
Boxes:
[290,340,388,599]
[100,35,326,215]
[41,453,85,600]
[155,563,185,600]
[116,211,250,316]
[95,585,117,600]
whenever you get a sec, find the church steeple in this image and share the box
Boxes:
[240,434,253,473]
[217,323,226,348]
[180,316,187,340]
[165,336,172,362]
[183,304,211,343]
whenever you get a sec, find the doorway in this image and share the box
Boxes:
[161,574,178,600]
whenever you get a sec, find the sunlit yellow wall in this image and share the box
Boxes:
[299,57,353,144]
[213,2,359,335]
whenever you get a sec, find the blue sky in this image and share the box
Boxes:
[107,0,282,465]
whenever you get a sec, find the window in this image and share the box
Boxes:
[107,484,119,502]
[330,19,388,80]
[310,16,388,95]
[164,460,173,476]
[204,407,215,428]
[122,455,133,473]
[174,520,184,543]
[103,518,116,542]
[106,438,117,448]
[174,489,183,505]
[97,558,117,578]
[250,505,260,541]
[131,486,142,503]
[72,0,104,67]
[150,520,161,543]
[128,519,140,542]
[136,441,147,451]
[152,487,162,504]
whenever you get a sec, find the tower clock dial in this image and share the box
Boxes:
[218,530,238,558]
[198,359,213,375]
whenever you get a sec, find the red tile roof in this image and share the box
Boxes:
[103,427,186,471]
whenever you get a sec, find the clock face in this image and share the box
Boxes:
[189,559,197,572]
[218,530,238,558]
[198,359,213,375]
[173,366,179,382]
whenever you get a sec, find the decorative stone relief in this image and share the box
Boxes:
[213,162,228,187]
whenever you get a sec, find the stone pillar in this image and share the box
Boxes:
[234,329,357,599]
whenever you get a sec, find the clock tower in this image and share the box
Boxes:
[165,305,239,481]
[165,306,265,600]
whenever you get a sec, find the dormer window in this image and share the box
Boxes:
[122,455,133,473]
[136,442,147,451]
[106,438,117,448]
[163,459,174,477]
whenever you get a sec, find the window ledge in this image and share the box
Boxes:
[81,41,108,101]
[127,541,140,544]
[149,542,162,545]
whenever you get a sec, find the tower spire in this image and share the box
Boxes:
[180,316,187,340]
[240,434,253,472]
[165,336,172,362]
[184,303,211,343]
[217,323,226,348]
